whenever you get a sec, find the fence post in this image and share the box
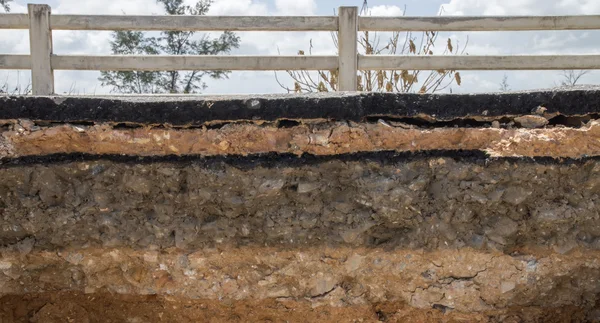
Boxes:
[28,4,54,95]
[338,6,358,91]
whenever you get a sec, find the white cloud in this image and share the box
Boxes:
[274,0,316,16]
[208,0,269,16]
[367,5,404,17]
[441,0,600,16]
[53,0,163,14]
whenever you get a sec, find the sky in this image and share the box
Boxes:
[1,0,600,95]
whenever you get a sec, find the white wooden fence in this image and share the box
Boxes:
[2,4,600,95]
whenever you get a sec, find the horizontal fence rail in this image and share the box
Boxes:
[51,16,339,31]
[0,55,31,70]
[51,55,339,71]
[359,15,600,31]
[1,4,600,94]
[359,55,600,71]
[0,14,339,31]
[0,14,28,29]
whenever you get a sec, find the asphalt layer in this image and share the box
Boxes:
[1,86,600,125]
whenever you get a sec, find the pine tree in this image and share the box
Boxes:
[99,0,240,94]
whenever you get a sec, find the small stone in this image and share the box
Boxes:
[487,189,505,202]
[411,286,445,308]
[241,224,251,236]
[453,207,474,223]
[468,191,488,204]
[247,99,261,110]
[514,115,548,129]
[309,273,337,296]
[332,202,354,214]
[16,238,35,255]
[266,287,291,298]
[388,120,413,129]
[64,252,84,265]
[14,124,25,133]
[409,176,429,191]
[218,141,231,151]
[469,235,485,249]
[174,229,188,249]
[340,222,376,244]
[73,125,86,132]
[438,222,457,241]
[258,179,285,195]
[184,269,197,277]
[536,208,561,223]
[53,97,67,105]
[19,119,35,131]
[494,217,519,237]
[340,228,362,243]
[345,254,365,272]
[377,119,392,128]
[491,121,501,128]
[297,182,320,193]
[553,241,578,255]
[532,106,547,116]
[299,213,318,229]
[143,251,159,263]
[308,133,329,146]
[124,175,152,195]
[501,281,516,293]
[188,253,207,268]
[503,187,532,206]
[222,278,240,296]
[0,261,12,270]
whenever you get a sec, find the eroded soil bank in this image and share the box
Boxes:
[3,89,600,321]
[1,153,600,252]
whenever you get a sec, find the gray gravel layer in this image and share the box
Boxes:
[1,155,599,252]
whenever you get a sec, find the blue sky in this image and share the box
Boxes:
[1,0,600,95]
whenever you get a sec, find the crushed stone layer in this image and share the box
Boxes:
[1,292,593,323]
[1,154,600,252]
[2,86,600,124]
[2,120,600,158]
[1,247,600,315]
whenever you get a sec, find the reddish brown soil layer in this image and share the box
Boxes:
[1,291,596,323]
